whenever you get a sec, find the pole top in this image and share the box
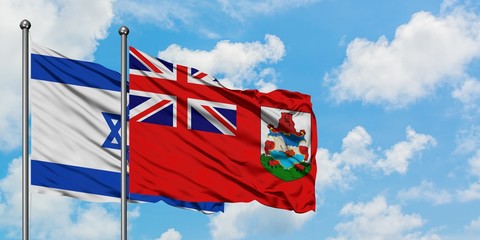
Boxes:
[19,19,31,30]
[118,26,129,36]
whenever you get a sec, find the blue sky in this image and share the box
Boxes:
[1,0,480,239]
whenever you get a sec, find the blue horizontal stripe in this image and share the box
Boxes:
[31,160,223,212]
[31,53,121,91]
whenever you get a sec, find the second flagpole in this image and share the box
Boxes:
[119,26,129,240]
[20,19,31,240]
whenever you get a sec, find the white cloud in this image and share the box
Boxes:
[45,204,119,240]
[456,150,480,202]
[375,127,436,175]
[116,0,318,37]
[0,0,114,151]
[328,196,428,240]
[316,126,436,191]
[208,201,315,240]
[254,68,279,92]
[339,126,376,167]
[396,180,452,205]
[316,126,375,191]
[128,206,141,219]
[326,7,480,108]
[0,158,120,239]
[115,0,193,29]
[0,158,23,231]
[316,148,354,191]
[218,0,319,21]
[440,0,459,13]
[457,182,480,202]
[403,232,442,240]
[117,0,319,26]
[452,78,480,111]
[434,216,480,240]
[465,216,480,233]
[7,0,114,60]
[455,125,480,154]
[158,34,285,90]
[468,150,480,177]
[155,228,182,240]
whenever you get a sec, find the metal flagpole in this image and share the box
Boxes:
[20,19,31,240]
[119,25,129,240]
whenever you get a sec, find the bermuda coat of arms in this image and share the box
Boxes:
[260,107,312,181]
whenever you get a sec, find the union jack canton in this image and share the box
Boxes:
[129,47,237,136]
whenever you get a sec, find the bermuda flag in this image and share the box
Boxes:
[30,42,223,213]
[129,47,317,213]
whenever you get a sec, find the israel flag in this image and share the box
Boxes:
[30,43,223,212]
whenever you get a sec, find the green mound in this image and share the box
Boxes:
[260,154,311,182]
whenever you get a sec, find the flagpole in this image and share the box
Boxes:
[119,25,129,240]
[20,19,31,240]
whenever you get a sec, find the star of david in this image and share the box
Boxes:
[102,112,121,150]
